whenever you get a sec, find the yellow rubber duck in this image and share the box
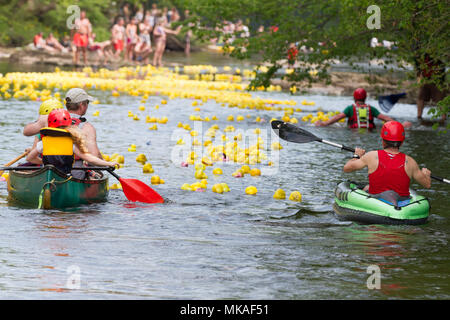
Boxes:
[220,183,230,192]
[136,153,147,163]
[142,163,154,173]
[151,175,161,184]
[245,186,257,195]
[212,184,223,194]
[241,165,251,174]
[181,183,192,191]
[271,142,283,150]
[289,191,302,202]
[273,189,286,200]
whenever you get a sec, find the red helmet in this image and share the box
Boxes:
[380,121,405,142]
[48,109,72,128]
[353,88,367,101]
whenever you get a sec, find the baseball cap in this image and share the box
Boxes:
[65,88,94,104]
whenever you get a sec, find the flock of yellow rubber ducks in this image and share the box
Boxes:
[0,64,345,202]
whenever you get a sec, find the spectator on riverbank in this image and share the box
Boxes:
[184,9,193,56]
[150,3,160,18]
[60,35,71,51]
[168,7,180,24]
[134,5,144,22]
[111,17,126,59]
[33,32,58,53]
[134,31,152,64]
[46,33,68,53]
[235,20,249,38]
[139,16,153,38]
[125,17,138,62]
[72,10,92,65]
[120,3,131,24]
[144,10,155,28]
[152,17,181,67]
[88,33,112,65]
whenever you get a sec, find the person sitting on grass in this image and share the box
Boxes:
[46,33,68,53]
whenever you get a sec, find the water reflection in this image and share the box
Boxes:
[343,224,425,295]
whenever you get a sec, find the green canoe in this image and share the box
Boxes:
[333,181,430,225]
[7,165,109,209]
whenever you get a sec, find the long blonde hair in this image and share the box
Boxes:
[63,126,89,154]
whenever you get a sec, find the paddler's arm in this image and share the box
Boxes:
[74,146,118,168]
[343,148,368,172]
[23,115,47,136]
[315,113,346,127]
[377,113,412,129]
[26,147,43,165]
[407,155,431,188]
[82,123,103,159]
[377,114,394,122]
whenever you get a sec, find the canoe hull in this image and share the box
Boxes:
[7,165,108,209]
[333,181,430,225]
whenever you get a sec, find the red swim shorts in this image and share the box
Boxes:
[113,39,124,51]
[73,33,88,47]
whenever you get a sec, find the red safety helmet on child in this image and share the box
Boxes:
[48,109,72,128]
[353,88,367,101]
[380,121,405,142]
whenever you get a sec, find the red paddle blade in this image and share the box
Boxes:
[118,178,164,203]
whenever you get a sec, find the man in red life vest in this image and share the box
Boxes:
[343,121,431,203]
[315,88,395,128]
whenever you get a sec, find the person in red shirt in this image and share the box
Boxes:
[343,121,431,203]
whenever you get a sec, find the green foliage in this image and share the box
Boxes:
[177,0,449,121]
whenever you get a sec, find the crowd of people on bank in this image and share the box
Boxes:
[32,3,187,66]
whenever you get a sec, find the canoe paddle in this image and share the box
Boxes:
[378,92,406,113]
[0,165,165,203]
[106,168,164,203]
[271,120,450,184]
[0,150,30,177]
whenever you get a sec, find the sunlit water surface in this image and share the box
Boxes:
[0,54,448,299]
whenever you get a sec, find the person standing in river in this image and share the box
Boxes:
[415,53,447,123]
[152,17,181,67]
[314,88,411,129]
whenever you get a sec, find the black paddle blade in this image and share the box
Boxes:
[271,120,321,144]
[378,92,406,113]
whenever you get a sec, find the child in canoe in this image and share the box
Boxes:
[26,109,117,176]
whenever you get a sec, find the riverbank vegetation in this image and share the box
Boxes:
[177,0,448,124]
[0,0,448,125]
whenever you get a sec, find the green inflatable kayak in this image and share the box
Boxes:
[333,181,430,225]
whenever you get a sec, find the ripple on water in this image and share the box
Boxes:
[0,64,449,299]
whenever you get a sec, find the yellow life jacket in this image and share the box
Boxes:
[40,127,74,174]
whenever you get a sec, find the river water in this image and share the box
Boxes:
[0,52,448,299]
